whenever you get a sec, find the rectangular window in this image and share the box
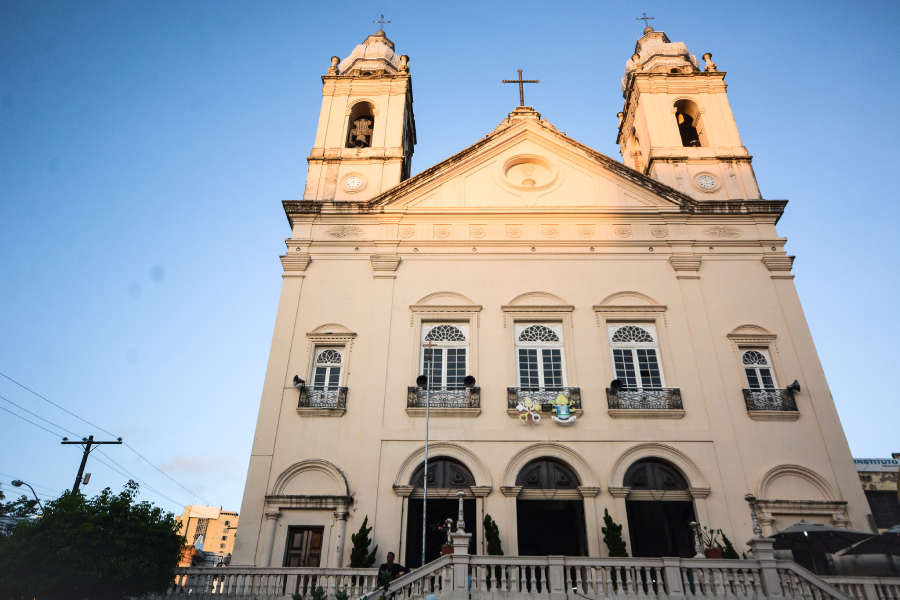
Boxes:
[284,526,324,567]
[608,324,665,389]
[515,324,566,388]
[312,348,343,388]
[741,349,777,389]
[421,324,468,388]
[865,490,900,529]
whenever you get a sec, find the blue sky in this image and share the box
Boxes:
[1,0,898,514]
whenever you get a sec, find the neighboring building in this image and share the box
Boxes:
[856,456,900,532]
[175,505,239,563]
[233,24,874,569]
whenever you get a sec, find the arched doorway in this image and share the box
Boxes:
[624,459,696,557]
[515,459,588,556]
[404,458,477,568]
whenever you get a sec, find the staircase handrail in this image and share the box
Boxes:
[359,555,454,600]
[776,560,855,600]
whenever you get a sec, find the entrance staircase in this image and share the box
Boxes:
[147,539,900,600]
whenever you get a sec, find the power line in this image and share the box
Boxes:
[0,371,211,506]
[0,482,56,500]
[95,449,186,507]
[0,472,63,494]
[0,372,118,438]
[88,451,184,509]
[0,394,82,438]
[0,405,65,438]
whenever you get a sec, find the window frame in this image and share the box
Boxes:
[420,323,470,389]
[740,348,779,390]
[514,323,567,389]
[607,323,666,390]
[311,347,344,389]
[304,325,357,391]
[409,296,481,388]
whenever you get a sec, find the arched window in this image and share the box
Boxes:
[624,460,688,490]
[742,349,777,389]
[410,458,475,488]
[421,324,468,388]
[312,348,342,388]
[346,102,375,148]
[515,459,580,489]
[515,324,565,389]
[673,99,704,148]
[608,324,664,389]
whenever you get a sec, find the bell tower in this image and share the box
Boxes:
[616,26,761,200]
[303,28,416,202]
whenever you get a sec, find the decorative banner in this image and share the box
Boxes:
[551,394,577,424]
[516,397,542,424]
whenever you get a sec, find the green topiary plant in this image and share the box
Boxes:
[349,516,378,568]
[484,514,503,555]
[601,508,628,557]
[292,585,327,600]
[717,533,740,559]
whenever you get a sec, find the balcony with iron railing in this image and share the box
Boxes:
[296,386,348,417]
[506,387,582,418]
[743,388,799,421]
[406,386,481,417]
[605,386,684,419]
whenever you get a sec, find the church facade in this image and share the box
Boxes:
[232,26,871,569]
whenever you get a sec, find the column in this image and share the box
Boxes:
[500,486,521,556]
[578,486,602,556]
[333,509,349,568]
[608,487,631,555]
[471,486,491,555]
[260,511,281,567]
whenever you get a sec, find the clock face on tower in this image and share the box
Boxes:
[345,176,363,190]
[697,175,717,190]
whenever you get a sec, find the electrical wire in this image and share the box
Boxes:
[0,471,63,494]
[0,394,82,438]
[88,452,183,509]
[0,482,56,500]
[0,371,211,505]
[94,449,186,508]
[0,405,65,438]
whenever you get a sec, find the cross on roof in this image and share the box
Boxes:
[502,69,539,107]
[636,12,654,28]
[374,14,390,30]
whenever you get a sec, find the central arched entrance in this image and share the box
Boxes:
[515,459,588,556]
[404,458,477,568]
[624,459,696,557]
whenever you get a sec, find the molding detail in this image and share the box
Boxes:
[748,410,799,421]
[406,407,481,418]
[608,409,685,419]
[727,324,776,344]
[762,256,795,272]
[281,254,311,274]
[669,256,701,272]
[758,464,838,502]
[393,442,493,489]
[433,225,452,238]
[370,255,401,278]
[469,225,487,238]
[650,225,668,238]
[614,225,632,238]
[506,224,524,238]
[541,224,560,239]
[577,224,595,238]
[702,225,742,238]
[327,225,364,238]
[501,442,600,488]
[608,442,710,489]
[271,459,350,496]
[398,225,416,238]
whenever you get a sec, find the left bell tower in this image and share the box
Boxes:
[303,29,416,202]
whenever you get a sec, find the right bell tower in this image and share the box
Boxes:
[616,24,761,200]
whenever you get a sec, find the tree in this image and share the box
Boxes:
[0,481,185,600]
[349,515,378,568]
[601,508,628,557]
[0,493,40,540]
[718,533,740,559]
[483,514,503,555]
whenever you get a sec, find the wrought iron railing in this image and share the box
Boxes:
[743,388,798,412]
[507,387,582,412]
[298,386,348,410]
[407,386,481,409]
[606,387,683,410]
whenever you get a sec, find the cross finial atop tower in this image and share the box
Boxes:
[636,12,655,33]
[374,14,390,31]
[502,69,540,107]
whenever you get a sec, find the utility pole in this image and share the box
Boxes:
[61,435,122,493]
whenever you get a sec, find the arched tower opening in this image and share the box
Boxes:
[346,102,376,148]
[624,459,696,558]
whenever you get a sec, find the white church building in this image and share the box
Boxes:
[229,24,872,574]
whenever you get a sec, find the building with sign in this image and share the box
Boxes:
[175,505,239,565]
[855,456,900,532]
[231,25,874,568]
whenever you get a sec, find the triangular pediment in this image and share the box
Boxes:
[369,112,696,211]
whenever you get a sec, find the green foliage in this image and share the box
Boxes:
[0,494,40,539]
[601,508,628,557]
[717,533,740,559]
[0,481,185,600]
[379,568,393,600]
[692,523,722,549]
[335,590,350,600]
[483,514,503,556]
[349,516,378,568]
[292,585,327,600]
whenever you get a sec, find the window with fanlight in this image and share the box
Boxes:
[420,324,468,388]
[312,348,343,388]
[741,349,777,390]
[608,324,665,389]
[515,324,566,388]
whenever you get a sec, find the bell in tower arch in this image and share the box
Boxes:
[350,117,373,148]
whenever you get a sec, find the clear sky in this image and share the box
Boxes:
[1,0,898,514]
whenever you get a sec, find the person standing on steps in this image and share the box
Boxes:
[378,552,410,581]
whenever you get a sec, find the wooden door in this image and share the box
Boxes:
[284,527,324,567]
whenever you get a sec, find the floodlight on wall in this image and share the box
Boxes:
[786,380,801,394]
[610,379,624,391]
[292,376,305,388]
[463,375,476,388]
[416,375,428,388]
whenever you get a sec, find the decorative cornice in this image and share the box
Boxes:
[669,255,701,272]
[688,487,711,499]
[762,256,795,272]
[608,486,631,499]
[281,254,311,274]
[370,254,401,278]
[593,304,667,315]
[264,495,353,510]
[500,485,522,498]
[577,486,602,498]
[392,485,414,498]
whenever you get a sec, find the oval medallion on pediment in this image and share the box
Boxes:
[501,155,558,191]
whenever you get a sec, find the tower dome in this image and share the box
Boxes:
[338,30,402,76]
[621,30,699,96]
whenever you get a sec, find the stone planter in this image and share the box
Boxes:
[704,548,723,559]
[441,546,454,556]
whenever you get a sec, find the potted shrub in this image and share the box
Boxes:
[691,523,724,558]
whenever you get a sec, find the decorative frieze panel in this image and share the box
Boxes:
[650,225,668,238]
[398,225,416,238]
[702,225,742,238]
[613,225,633,238]
[541,224,560,238]
[433,224,452,239]
[326,225,364,238]
[577,224,595,238]
[505,224,524,238]
[469,225,487,238]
